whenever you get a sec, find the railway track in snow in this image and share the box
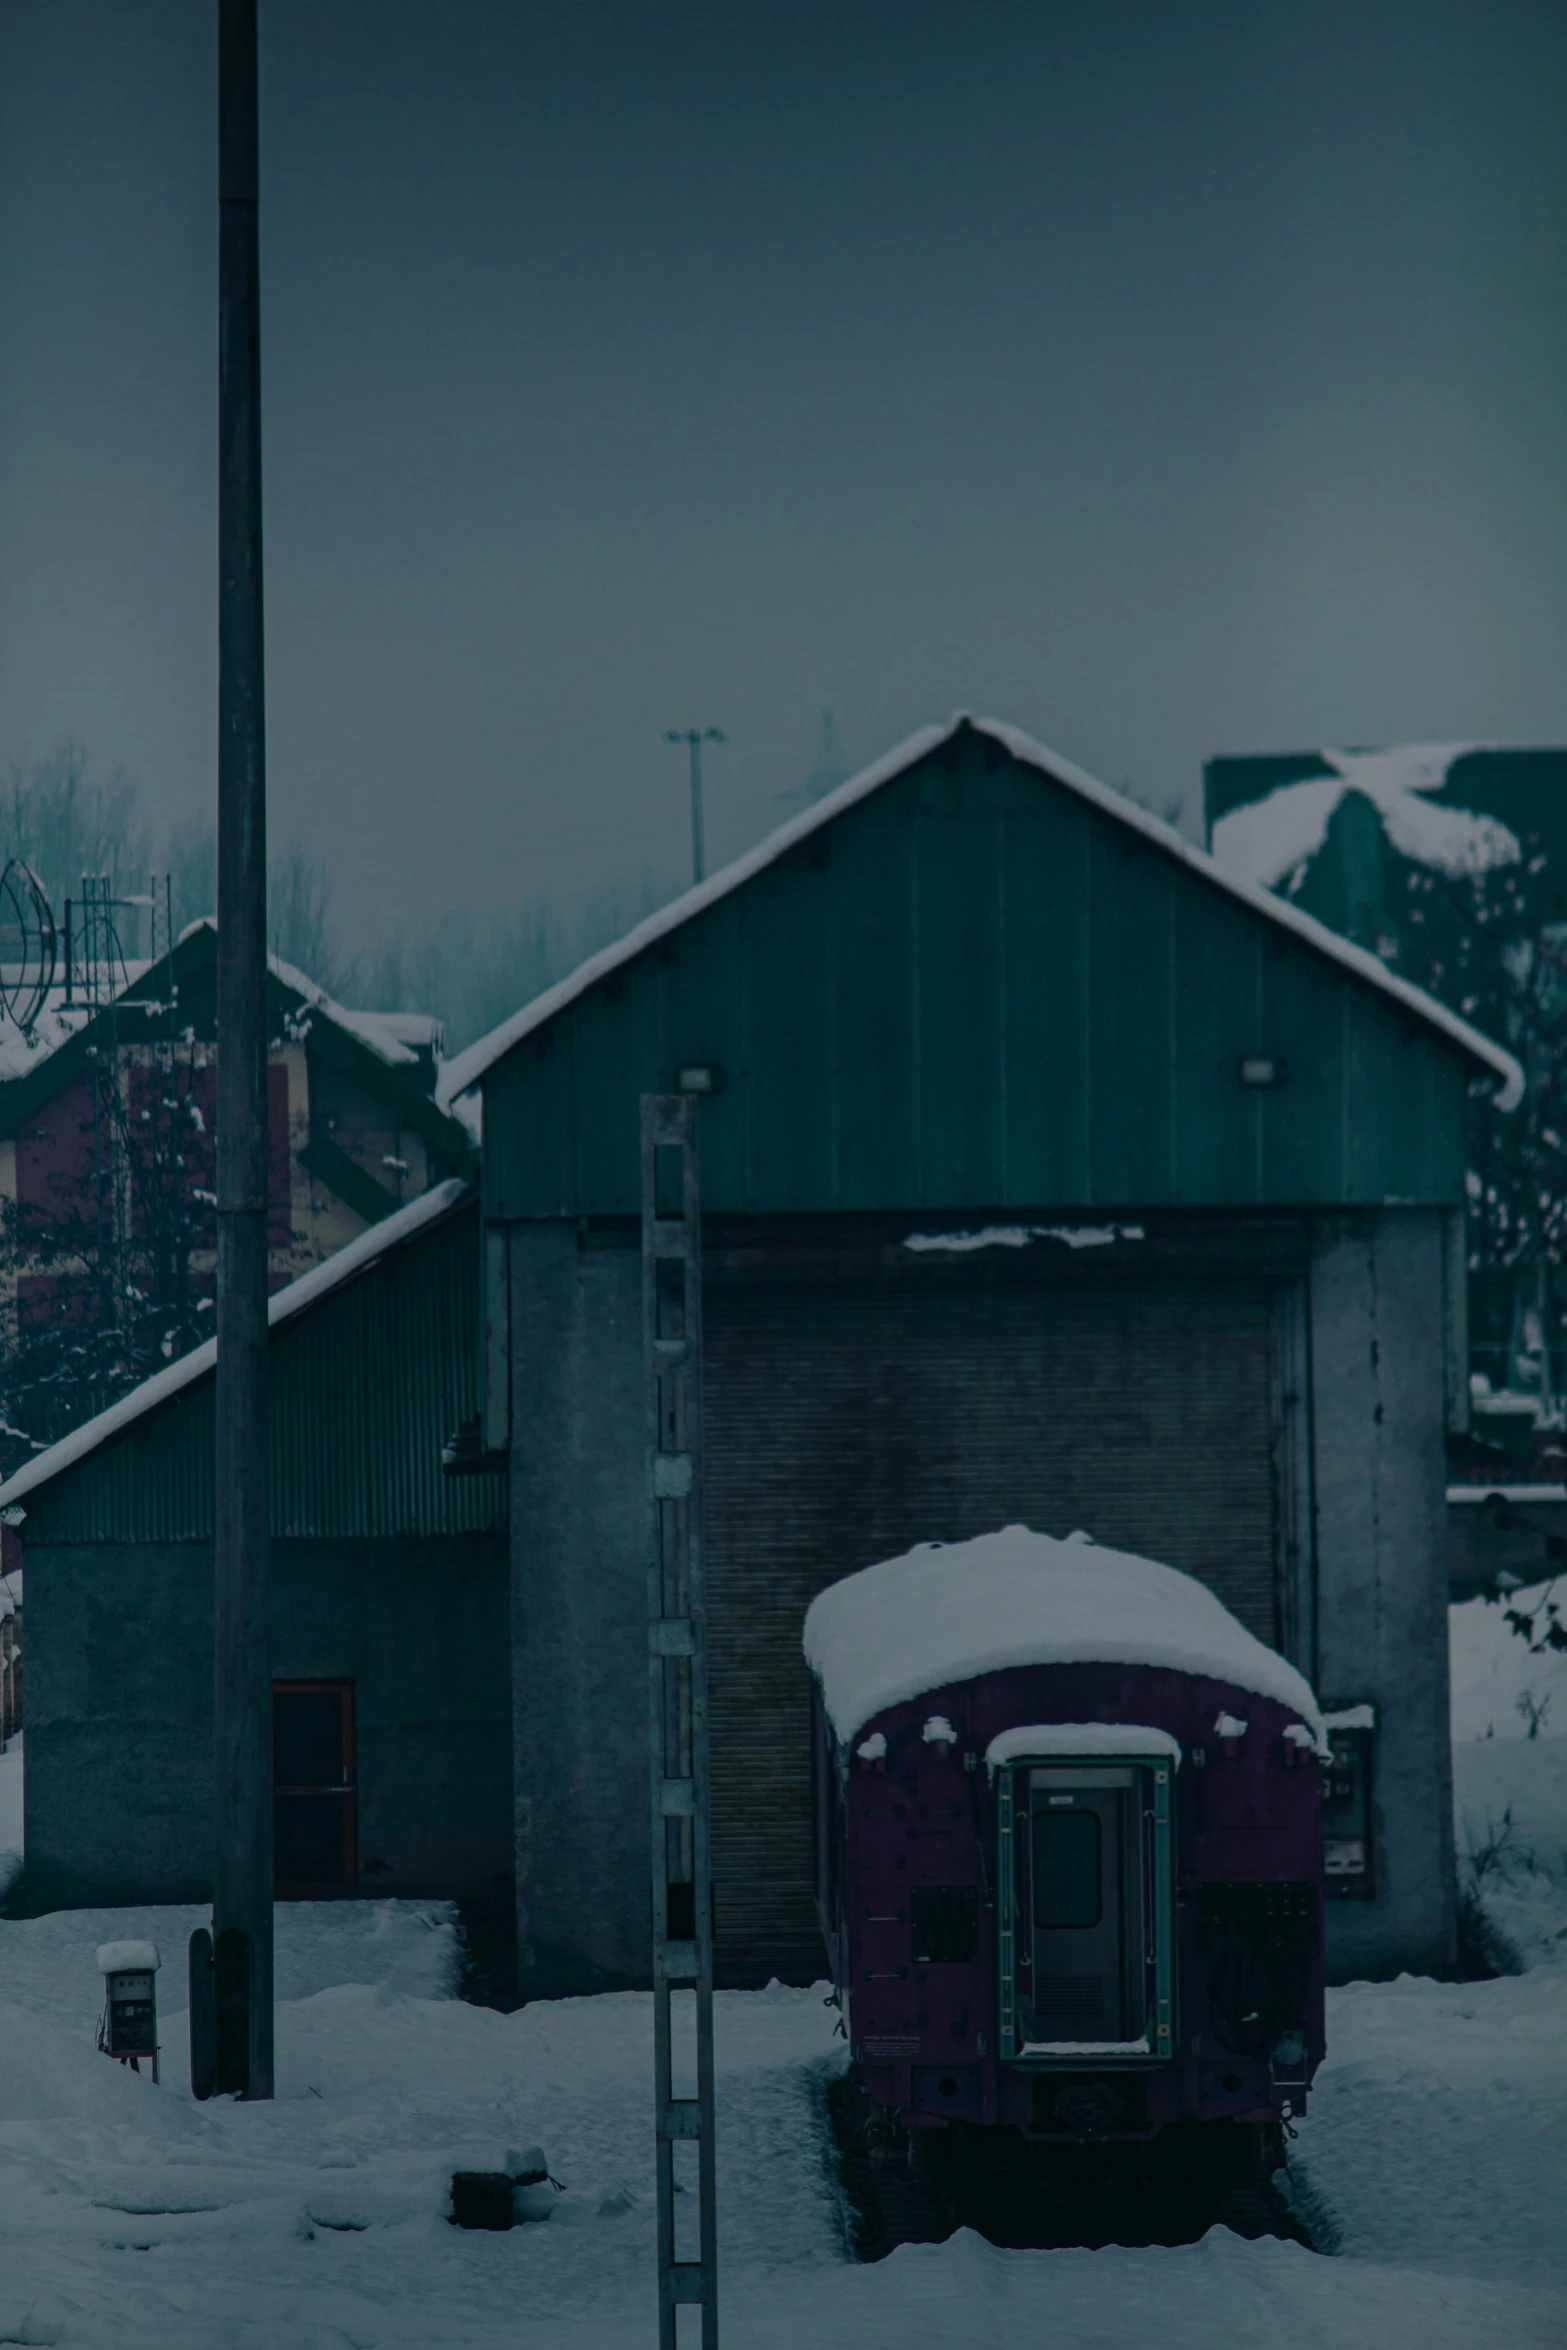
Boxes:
[827,2073,1317,2260]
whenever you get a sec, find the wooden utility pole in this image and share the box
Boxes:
[201,0,274,2100]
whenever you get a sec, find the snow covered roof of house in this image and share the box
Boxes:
[330,1008,443,1063]
[801,1523,1325,1744]
[439,716,1522,1111]
[183,924,426,1075]
[0,1178,471,1513]
[1209,744,1522,894]
[1,923,440,1090]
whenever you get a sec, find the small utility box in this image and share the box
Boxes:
[97,1939,161,2083]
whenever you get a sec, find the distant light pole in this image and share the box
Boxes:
[665,728,725,887]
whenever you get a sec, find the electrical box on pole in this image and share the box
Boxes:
[642,1093,718,2347]
[192,0,273,2102]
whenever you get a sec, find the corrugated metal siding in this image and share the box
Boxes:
[703,1270,1279,1982]
[23,1203,502,1546]
[483,731,1473,1222]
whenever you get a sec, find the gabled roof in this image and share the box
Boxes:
[440,715,1522,1111]
[0,920,475,1165]
[0,1178,471,1512]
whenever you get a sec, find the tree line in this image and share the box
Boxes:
[2,740,679,1051]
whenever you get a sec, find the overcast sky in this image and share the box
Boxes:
[2,0,1563,949]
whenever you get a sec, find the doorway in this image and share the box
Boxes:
[272,1680,357,1897]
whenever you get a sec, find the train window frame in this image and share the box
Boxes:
[996,1754,1174,2067]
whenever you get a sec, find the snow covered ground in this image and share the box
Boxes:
[0,1598,1563,2347]
[0,1730,22,1905]
[0,1921,1561,2349]
[1450,1578,1567,1971]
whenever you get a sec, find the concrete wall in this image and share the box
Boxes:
[509,1224,648,1998]
[502,1206,1459,1995]
[1311,1209,1458,1980]
[21,1531,509,1913]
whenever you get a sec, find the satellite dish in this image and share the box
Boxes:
[0,858,59,1037]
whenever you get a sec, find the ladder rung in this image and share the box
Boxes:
[666,2264,711,2304]
[659,1777,696,1816]
[662,2100,705,2140]
[650,1219,691,1258]
[659,1941,700,1980]
[649,1617,696,1656]
[653,1336,688,1359]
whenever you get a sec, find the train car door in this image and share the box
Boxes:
[1026,1768,1143,2045]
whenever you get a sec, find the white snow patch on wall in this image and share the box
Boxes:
[903,1223,1143,1254]
[803,1523,1324,1745]
[904,1226,1034,1253]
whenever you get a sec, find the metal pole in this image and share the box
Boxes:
[642,1094,717,2346]
[688,738,705,887]
[664,729,726,888]
[210,0,273,2101]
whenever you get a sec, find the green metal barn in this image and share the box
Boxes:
[443,715,1518,1996]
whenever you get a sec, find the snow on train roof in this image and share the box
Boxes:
[802,1523,1324,1743]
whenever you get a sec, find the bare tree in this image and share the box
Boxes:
[3,742,149,909]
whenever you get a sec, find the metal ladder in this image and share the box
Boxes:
[642,1093,718,2347]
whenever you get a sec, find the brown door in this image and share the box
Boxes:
[273,1680,358,1897]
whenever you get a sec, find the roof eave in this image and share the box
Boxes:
[441,712,1522,1112]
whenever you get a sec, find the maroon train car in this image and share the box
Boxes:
[804,1525,1326,2148]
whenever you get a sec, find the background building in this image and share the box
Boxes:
[0,1183,508,1919]
[0,918,475,1449]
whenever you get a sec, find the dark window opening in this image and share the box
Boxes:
[1032,1808,1101,1929]
[273,1681,357,1898]
[910,1885,979,1964]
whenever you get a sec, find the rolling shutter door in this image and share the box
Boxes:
[703,1274,1279,1984]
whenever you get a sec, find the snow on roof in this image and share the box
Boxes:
[2,926,434,1090]
[254,935,421,1071]
[984,1723,1184,1773]
[0,999,89,1082]
[330,1008,442,1063]
[801,1523,1325,1744]
[1211,743,1521,895]
[96,1940,160,1975]
[0,1178,471,1513]
[440,716,1522,1111]
[178,920,427,1073]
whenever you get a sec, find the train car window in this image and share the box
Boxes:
[1032,1809,1102,1929]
